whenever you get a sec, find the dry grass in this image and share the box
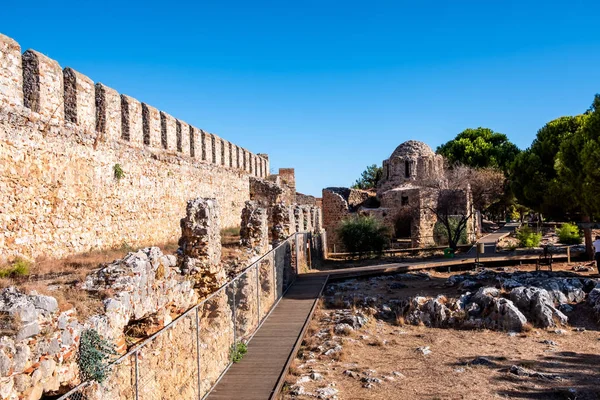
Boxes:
[0,241,180,318]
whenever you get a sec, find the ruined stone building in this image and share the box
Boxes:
[323,140,475,252]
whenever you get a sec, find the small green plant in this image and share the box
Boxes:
[78,329,117,383]
[113,163,125,180]
[516,226,542,248]
[230,342,248,363]
[0,258,31,278]
[337,215,390,257]
[556,222,582,245]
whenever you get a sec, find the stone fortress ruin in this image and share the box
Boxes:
[323,140,476,251]
[0,32,324,399]
[0,33,321,262]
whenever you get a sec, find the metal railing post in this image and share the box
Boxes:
[272,252,277,302]
[232,280,237,345]
[255,264,261,324]
[134,350,139,400]
[295,233,300,275]
[195,306,201,400]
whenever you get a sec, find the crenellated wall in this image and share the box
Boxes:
[0,33,271,261]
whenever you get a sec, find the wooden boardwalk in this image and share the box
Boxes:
[207,275,328,400]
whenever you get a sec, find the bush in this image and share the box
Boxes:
[556,222,582,245]
[516,226,542,248]
[337,215,390,257]
[78,329,117,383]
[0,258,31,279]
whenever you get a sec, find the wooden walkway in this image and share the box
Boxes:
[207,275,328,400]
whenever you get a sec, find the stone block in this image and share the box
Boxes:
[121,94,143,147]
[63,67,95,131]
[177,120,190,156]
[142,102,161,148]
[222,140,231,168]
[160,111,176,151]
[201,130,212,163]
[95,83,121,141]
[189,125,198,158]
[0,34,22,108]
[235,146,241,169]
[23,49,64,123]
[242,149,249,172]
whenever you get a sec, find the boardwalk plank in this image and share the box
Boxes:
[206,275,327,400]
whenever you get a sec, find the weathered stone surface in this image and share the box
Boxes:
[240,201,269,255]
[0,34,22,108]
[177,198,225,296]
[23,49,64,123]
[0,34,272,261]
[63,67,95,131]
[510,286,568,327]
[272,203,293,243]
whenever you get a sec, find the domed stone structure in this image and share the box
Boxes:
[322,139,476,251]
[378,140,444,194]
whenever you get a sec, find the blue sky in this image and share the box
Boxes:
[3,1,600,196]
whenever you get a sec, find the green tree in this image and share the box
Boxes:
[557,95,600,257]
[510,116,585,217]
[436,127,520,173]
[352,164,383,190]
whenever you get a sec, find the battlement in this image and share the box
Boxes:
[0,33,269,177]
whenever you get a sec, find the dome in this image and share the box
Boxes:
[390,140,435,158]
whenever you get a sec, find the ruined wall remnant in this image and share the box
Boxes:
[177,198,225,296]
[0,33,270,261]
[240,201,269,255]
[0,246,199,400]
[272,203,293,243]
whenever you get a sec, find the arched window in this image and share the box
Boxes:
[404,160,410,178]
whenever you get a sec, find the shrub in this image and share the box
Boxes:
[230,342,248,363]
[556,222,582,245]
[337,215,390,257]
[516,226,542,248]
[0,258,31,279]
[433,218,468,246]
[78,329,117,383]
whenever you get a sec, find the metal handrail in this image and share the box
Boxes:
[58,231,313,400]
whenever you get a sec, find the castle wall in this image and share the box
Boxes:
[0,33,270,261]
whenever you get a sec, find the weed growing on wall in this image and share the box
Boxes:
[113,163,125,181]
[230,342,248,363]
[78,329,117,383]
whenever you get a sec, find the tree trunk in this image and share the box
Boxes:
[583,214,593,260]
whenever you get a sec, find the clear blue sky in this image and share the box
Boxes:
[3,1,600,196]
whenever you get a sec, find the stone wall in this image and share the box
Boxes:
[0,33,270,262]
[322,188,372,252]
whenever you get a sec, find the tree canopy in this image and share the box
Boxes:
[510,115,585,217]
[352,164,383,190]
[557,95,600,220]
[436,128,520,173]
